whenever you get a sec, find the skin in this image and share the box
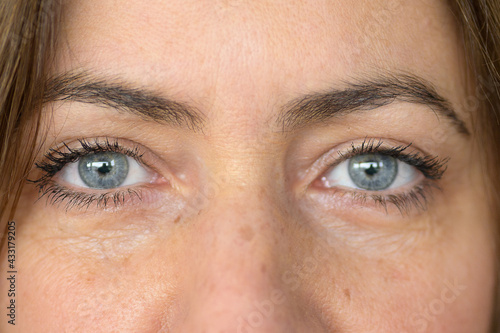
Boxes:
[0,0,497,332]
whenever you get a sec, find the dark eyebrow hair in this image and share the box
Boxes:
[45,71,469,136]
[44,71,205,131]
[277,74,470,135]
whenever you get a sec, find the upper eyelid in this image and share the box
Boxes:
[29,139,170,211]
[336,139,410,161]
[324,140,416,169]
[42,139,145,163]
[298,138,448,189]
[31,138,151,183]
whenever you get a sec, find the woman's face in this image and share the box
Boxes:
[2,0,496,332]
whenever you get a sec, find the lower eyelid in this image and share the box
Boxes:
[308,180,438,216]
[30,138,183,212]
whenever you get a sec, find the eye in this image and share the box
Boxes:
[310,139,448,214]
[59,151,155,190]
[321,153,420,191]
[30,138,169,210]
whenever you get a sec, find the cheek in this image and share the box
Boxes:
[395,244,495,333]
[300,205,496,332]
[362,231,494,332]
[425,225,496,333]
[306,245,494,333]
[6,206,184,331]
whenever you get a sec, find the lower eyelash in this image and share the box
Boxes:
[362,181,439,215]
[36,182,143,211]
[317,138,448,215]
[327,181,440,216]
[29,138,146,211]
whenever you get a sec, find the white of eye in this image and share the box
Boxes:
[59,155,153,189]
[321,158,419,191]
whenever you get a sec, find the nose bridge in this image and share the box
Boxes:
[194,186,286,291]
[176,187,305,332]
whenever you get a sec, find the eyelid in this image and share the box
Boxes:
[296,138,446,193]
[294,138,449,215]
[37,138,163,176]
[30,137,175,210]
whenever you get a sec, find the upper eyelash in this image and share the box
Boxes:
[29,138,147,211]
[30,138,145,190]
[319,137,449,214]
[337,138,449,180]
[30,137,447,213]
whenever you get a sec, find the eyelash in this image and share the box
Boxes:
[30,138,146,211]
[30,137,448,214]
[321,138,448,214]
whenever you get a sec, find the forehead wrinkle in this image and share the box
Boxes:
[55,0,467,137]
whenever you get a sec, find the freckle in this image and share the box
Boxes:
[238,225,255,242]
[174,215,181,224]
[343,288,351,301]
[122,257,131,267]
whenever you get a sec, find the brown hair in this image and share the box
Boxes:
[0,0,59,221]
[449,1,500,330]
[0,0,499,331]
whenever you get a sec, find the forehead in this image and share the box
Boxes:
[58,0,463,116]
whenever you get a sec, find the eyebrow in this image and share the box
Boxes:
[44,71,205,131]
[277,74,469,135]
[44,71,469,135]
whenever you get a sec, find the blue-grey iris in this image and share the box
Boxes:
[348,154,398,190]
[78,152,129,189]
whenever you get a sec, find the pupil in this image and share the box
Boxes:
[79,152,128,189]
[97,162,112,174]
[364,163,379,176]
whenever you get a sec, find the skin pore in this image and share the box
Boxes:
[0,0,496,332]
